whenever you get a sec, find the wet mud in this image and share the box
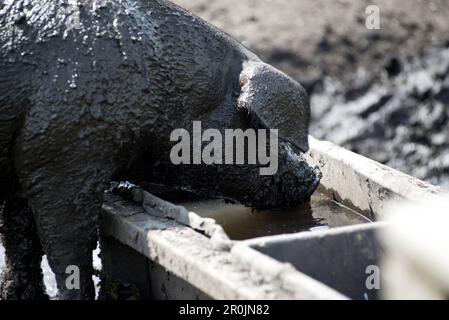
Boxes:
[312,48,449,189]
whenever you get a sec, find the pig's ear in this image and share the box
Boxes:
[236,61,311,153]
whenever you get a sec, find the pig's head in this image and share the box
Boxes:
[221,60,322,209]
[115,61,321,210]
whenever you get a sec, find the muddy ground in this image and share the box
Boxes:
[173,0,449,189]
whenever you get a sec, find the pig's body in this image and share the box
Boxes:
[0,0,319,299]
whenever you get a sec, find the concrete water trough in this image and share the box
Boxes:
[242,223,385,300]
[100,136,441,300]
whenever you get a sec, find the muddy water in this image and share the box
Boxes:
[178,192,371,240]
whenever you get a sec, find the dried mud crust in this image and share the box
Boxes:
[174,0,449,188]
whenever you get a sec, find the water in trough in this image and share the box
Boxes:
[178,191,371,240]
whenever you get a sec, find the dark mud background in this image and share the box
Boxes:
[174,0,449,189]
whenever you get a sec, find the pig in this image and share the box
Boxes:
[0,0,320,299]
